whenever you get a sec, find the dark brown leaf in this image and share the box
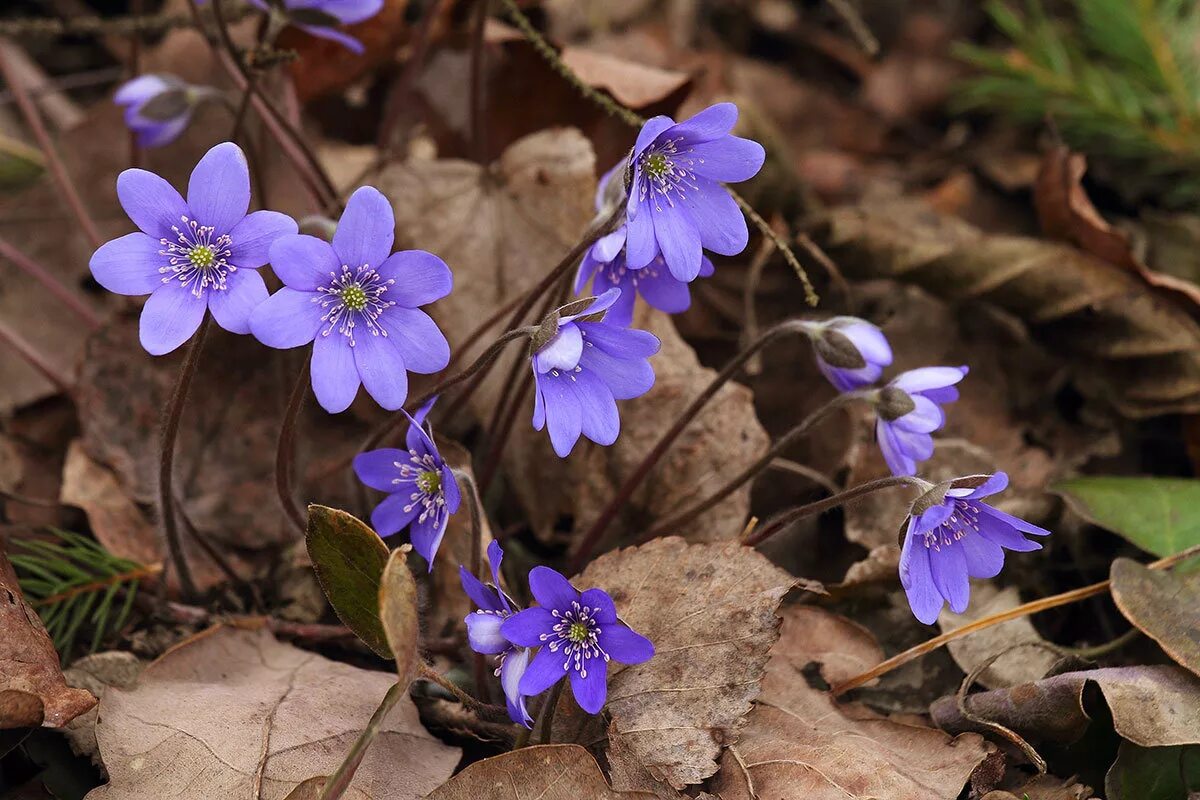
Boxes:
[1110,558,1200,679]
[426,744,653,800]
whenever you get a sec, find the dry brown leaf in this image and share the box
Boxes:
[379,547,420,686]
[0,542,96,728]
[938,583,1058,690]
[814,198,1200,417]
[426,744,653,800]
[710,606,990,800]
[381,130,767,546]
[86,626,458,799]
[555,537,794,791]
[982,774,1098,800]
[559,46,691,110]
[62,651,144,764]
[1110,558,1200,679]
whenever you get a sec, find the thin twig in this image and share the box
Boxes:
[0,317,72,392]
[742,475,926,547]
[0,233,101,329]
[276,361,310,535]
[825,0,880,56]
[469,0,489,163]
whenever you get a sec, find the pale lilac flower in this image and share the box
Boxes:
[460,541,532,727]
[531,289,659,457]
[89,142,296,355]
[901,472,1049,624]
[246,0,384,53]
[802,317,893,392]
[115,74,214,148]
[251,186,452,413]
[875,366,969,476]
[501,566,654,714]
[352,398,460,568]
[625,102,765,282]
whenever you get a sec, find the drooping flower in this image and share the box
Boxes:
[501,566,654,714]
[874,366,969,476]
[530,289,659,457]
[460,541,533,727]
[245,0,384,53]
[89,142,297,355]
[900,472,1050,624]
[625,102,765,282]
[801,317,894,393]
[352,398,460,568]
[115,74,215,148]
[251,186,452,413]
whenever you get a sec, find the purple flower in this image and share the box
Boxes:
[89,142,297,355]
[246,0,384,53]
[802,317,893,393]
[352,398,461,568]
[625,102,765,282]
[901,472,1050,624]
[460,541,533,727]
[115,74,213,148]
[501,567,654,714]
[251,186,452,413]
[531,289,659,457]
[874,366,969,476]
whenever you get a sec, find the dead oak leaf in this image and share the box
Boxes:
[427,744,653,800]
[710,606,989,800]
[85,626,458,799]
[1110,558,1200,680]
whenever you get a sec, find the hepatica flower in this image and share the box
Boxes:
[531,289,659,457]
[626,102,765,282]
[874,366,969,476]
[460,542,532,727]
[352,399,460,568]
[251,186,452,413]
[802,316,893,393]
[901,472,1050,624]
[89,142,297,355]
[115,74,215,148]
[247,0,384,53]
[501,567,653,714]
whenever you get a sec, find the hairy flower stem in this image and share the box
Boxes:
[637,393,863,544]
[569,319,811,572]
[831,541,1200,696]
[277,361,310,535]
[158,316,211,601]
[741,475,926,548]
[451,467,492,702]
[316,680,407,800]
[0,234,101,330]
[536,680,564,745]
[0,41,103,249]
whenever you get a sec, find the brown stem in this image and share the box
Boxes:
[830,541,1200,696]
[469,0,489,163]
[276,361,310,535]
[316,681,407,800]
[741,475,925,547]
[0,317,72,392]
[568,319,811,572]
[0,233,101,329]
[536,679,564,745]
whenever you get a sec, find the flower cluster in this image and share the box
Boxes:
[462,543,654,725]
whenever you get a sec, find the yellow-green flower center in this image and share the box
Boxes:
[188,244,216,269]
[566,621,590,643]
[416,469,441,495]
[340,284,369,311]
[644,151,671,179]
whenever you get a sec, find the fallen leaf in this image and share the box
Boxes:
[559,46,691,110]
[709,605,990,800]
[557,537,794,791]
[1110,559,1200,679]
[1053,477,1200,558]
[62,651,144,765]
[306,505,391,659]
[0,541,96,728]
[426,744,652,800]
[1105,742,1200,800]
[381,130,767,546]
[931,665,1200,747]
[983,774,1098,800]
[379,547,419,685]
[86,626,458,799]
[938,584,1058,690]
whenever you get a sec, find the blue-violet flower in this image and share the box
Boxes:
[901,472,1050,624]
[352,398,460,568]
[460,541,533,726]
[625,102,765,282]
[874,366,968,476]
[251,186,452,413]
[501,566,654,714]
[114,74,214,148]
[802,316,893,393]
[89,142,297,355]
[531,288,659,457]
[246,0,384,53]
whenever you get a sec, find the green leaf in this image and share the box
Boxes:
[1053,477,1200,557]
[1106,742,1200,800]
[305,505,392,659]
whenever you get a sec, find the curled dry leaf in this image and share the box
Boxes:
[0,542,97,728]
[813,198,1200,417]
[937,584,1058,690]
[559,537,795,791]
[1110,558,1200,679]
[983,774,1099,800]
[306,505,391,659]
[710,606,990,800]
[380,130,767,545]
[931,665,1200,747]
[426,744,652,800]
[85,626,458,800]
[379,547,420,686]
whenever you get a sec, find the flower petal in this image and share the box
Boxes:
[206,267,267,335]
[117,168,190,239]
[687,135,764,182]
[379,307,450,374]
[578,343,656,400]
[670,102,738,143]
[139,282,207,355]
[892,366,968,394]
[376,250,453,307]
[460,566,503,613]
[579,588,617,624]
[500,648,533,727]
[333,186,394,269]
[592,227,627,263]
[114,74,172,105]
[876,419,917,477]
[89,232,164,296]
[518,645,569,697]
[574,369,620,447]
[961,533,1005,579]
[900,522,943,624]
[570,655,608,714]
[685,180,749,257]
[353,331,409,410]
[502,607,557,647]
[314,0,384,24]
[651,196,702,282]
[370,492,419,537]
[187,142,250,235]
[831,317,893,366]
[599,625,654,664]
[635,263,692,315]
[534,323,583,374]
[464,611,509,654]
[295,23,365,53]
[579,321,660,359]
[132,115,190,148]
[353,448,405,492]
[624,200,658,269]
[929,543,970,614]
[269,234,341,291]
[250,287,322,348]
[978,504,1050,543]
[962,471,1010,500]
[633,115,675,158]
[410,511,448,570]
[311,333,360,413]
[540,372,583,456]
[528,565,579,612]
[228,210,297,269]
[892,395,944,434]
[441,464,461,515]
